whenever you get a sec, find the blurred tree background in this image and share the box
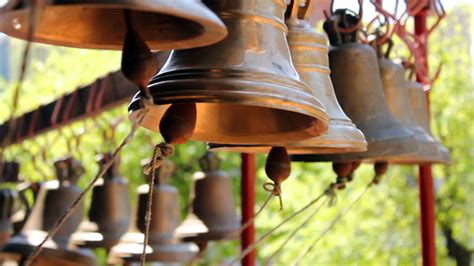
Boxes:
[0,3,472,266]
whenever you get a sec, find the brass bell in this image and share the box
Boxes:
[72,154,131,250]
[129,0,329,145]
[378,58,445,164]
[407,81,451,164]
[0,0,227,50]
[209,1,366,153]
[292,9,416,163]
[108,159,198,264]
[176,152,240,241]
[1,158,96,266]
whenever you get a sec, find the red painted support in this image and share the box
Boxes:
[415,9,437,266]
[241,153,256,266]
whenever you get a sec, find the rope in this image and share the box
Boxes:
[263,181,283,211]
[24,104,151,265]
[291,182,373,266]
[228,184,334,266]
[140,142,174,265]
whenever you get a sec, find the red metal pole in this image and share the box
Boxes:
[241,153,256,266]
[415,9,437,266]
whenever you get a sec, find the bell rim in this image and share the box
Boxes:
[0,0,228,50]
[108,240,198,263]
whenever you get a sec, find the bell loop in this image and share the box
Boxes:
[198,152,221,172]
[143,144,174,184]
[54,157,84,186]
[263,181,284,211]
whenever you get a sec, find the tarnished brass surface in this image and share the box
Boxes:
[407,81,452,164]
[176,153,240,241]
[379,59,444,164]
[209,12,367,153]
[292,43,417,162]
[0,0,227,50]
[129,0,329,145]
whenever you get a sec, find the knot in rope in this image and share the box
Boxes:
[325,183,338,207]
[263,181,283,211]
[143,142,174,176]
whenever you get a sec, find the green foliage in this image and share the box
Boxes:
[0,3,472,265]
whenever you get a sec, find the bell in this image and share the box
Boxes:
[1,158,96,266]
[0,161,21,247]
[129,0,330,145]
[378,58,445,164]
[407,81,452,164]
[108,160,198,264]
[292,9,416,163]
[176,152,240,241]
[72,154,131,250]
[208,1,366,153]
[0,0,227,50]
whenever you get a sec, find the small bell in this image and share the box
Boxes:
[129,0,329,145]
[1,158,96,265]
[108,159,198,264]
[292,9,417,163]
[407,81,451,164]
[72,154,131,250]
[0,0,227,50]
[208,0,367,154]
[176,152,240,241]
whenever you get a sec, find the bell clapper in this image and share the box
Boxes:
[346,161,362,182]
[264,147,291,210]
[373,161,389,184]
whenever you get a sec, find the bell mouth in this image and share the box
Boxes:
[208,119,367,154]
[0,2,227,50]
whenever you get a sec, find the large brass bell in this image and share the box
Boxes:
[108,160,198,264]
[72,154,131,250]
[292,9,416,162]
[407,81,451,164]
[1,158,96,266]
[129,0,329,145]
[378,57,444,164]
[209,1,367,153]
[0,0,227,50]
[176,152,240,241]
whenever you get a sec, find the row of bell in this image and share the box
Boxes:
[0,0,449,164]
[0,153,240,265]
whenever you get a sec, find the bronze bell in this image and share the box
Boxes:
[0,0,227,50]
[108,159,198,264]
[292,9,416,163]
[0,158,97,266]
[72,154,131,250]
[209,1,367,154]
[378,58,444,164]
[407,81,452,164]
[129,0,329,145]
[176,152,240,241]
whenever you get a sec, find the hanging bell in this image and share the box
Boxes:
[176,152,240,241]
[292,9,416,163]
[0,161,21,247]
[72,154,131,250]
[108,159,198,264]
[0,0,227,50]
[129,0,329,145]
[209,1,366,154]
[1,158,97,266]
[377,57,444,164]
[407,81,452,164]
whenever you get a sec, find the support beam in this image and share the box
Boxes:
[241,153,256,266]
[415,9,437,266]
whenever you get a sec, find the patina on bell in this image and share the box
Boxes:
[108,160,198,264]
[0,0,227,50]
[129,0,329,145]
[292,10,416,163]
[209,1,366,153]
[407,81,451,164]
[378,56,444,164]
[72,154,131,250]
[176,153,240,241]
[1,158,96,266]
